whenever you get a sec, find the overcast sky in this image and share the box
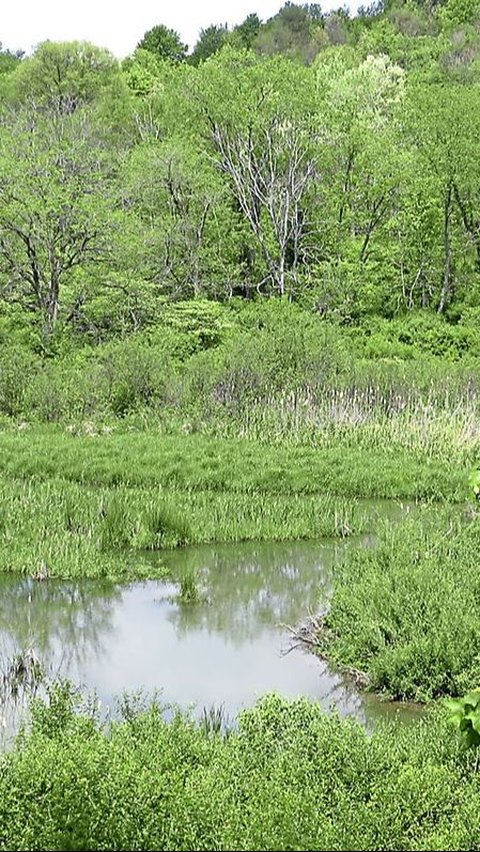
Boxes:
[2,1,361,58]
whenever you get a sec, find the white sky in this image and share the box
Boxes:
[2,1,361,59]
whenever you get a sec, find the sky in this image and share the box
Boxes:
[2,1,360,59]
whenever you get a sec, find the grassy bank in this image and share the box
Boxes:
[0,424,469,580]
[0,475,372,580]
[0,427,468,500]
[317,507,480,702]
[1,689,479,851]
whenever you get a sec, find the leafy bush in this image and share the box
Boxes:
[0,346,40,416]
[348,312,480,361]
[1,691,480,851]
[321,508,480,700]
[447,689,480,748]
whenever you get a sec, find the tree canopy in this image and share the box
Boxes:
[2,3,480,338]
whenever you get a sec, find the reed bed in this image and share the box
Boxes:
[213,386,480,466]
[0,476,373,579]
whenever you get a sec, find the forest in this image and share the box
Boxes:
[1,0,480,342]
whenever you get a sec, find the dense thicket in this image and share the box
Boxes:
[2,1,480,347]
[1,689,480,851]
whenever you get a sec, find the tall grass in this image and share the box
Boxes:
[318,506,480,701]
[0,476,373,580]
[221,386,480,466]
[0,428,467,500]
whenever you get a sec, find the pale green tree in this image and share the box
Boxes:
[0,109,124,335]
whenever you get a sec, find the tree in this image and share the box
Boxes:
[309,52,408,316]
[256,3,324,63]
[197,50,318,298]
[0,109,123,336]
[190,24,229,65]
[9,41,121,115]
[405,82,480,312]
[124,133,240,299]
[231,14,262,49]
[0,42,23,76]
[137,25,187,63]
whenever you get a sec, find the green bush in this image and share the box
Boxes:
[321,508,480,700]
[0,346,40,417]
[348,313,480,361]
[1,691,480,851]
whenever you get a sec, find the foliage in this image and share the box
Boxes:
[469,468,480,500]
[4,11,480,848]
[136,25,188,62]
[320,508,480,701]
[1,692,480,850]
[446,689,480,748]
[190,25,229,65]
[0,105,125,336]
[4,8,480,329]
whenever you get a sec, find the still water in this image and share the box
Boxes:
[0,523,421,738]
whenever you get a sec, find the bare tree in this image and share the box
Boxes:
[209,115,316,297]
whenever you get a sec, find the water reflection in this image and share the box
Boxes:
[158,539,341,644]
[0,575,121,672]
[0,530,420,737]
[0,575,122,744]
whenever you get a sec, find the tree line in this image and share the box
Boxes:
[1,0,480,341]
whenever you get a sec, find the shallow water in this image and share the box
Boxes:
[0,502,422,739]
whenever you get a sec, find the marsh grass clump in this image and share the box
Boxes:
[0,469,379,580]
[319,507,480,701]
[98,495,133,551]
[1,646,44,701]
[177,568,201,604]
[0,428,467,501]
[199,703,230,736]
[140,503,191,549]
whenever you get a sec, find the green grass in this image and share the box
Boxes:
[0,423,469,580]
[1,688,480,851]
[0,476,373,580]
[318,506,480,702]
[0,426,468,500]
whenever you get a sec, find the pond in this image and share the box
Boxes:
[0,502,421,740]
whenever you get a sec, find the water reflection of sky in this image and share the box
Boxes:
[0,534,419,731]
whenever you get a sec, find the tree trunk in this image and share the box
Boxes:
[44,268,60,335]
[438,184,453,314]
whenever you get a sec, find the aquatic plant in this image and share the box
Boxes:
[177,569,200,604]
[1,646,43,701]
[199,703,229,736]
[0,470,376,580]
